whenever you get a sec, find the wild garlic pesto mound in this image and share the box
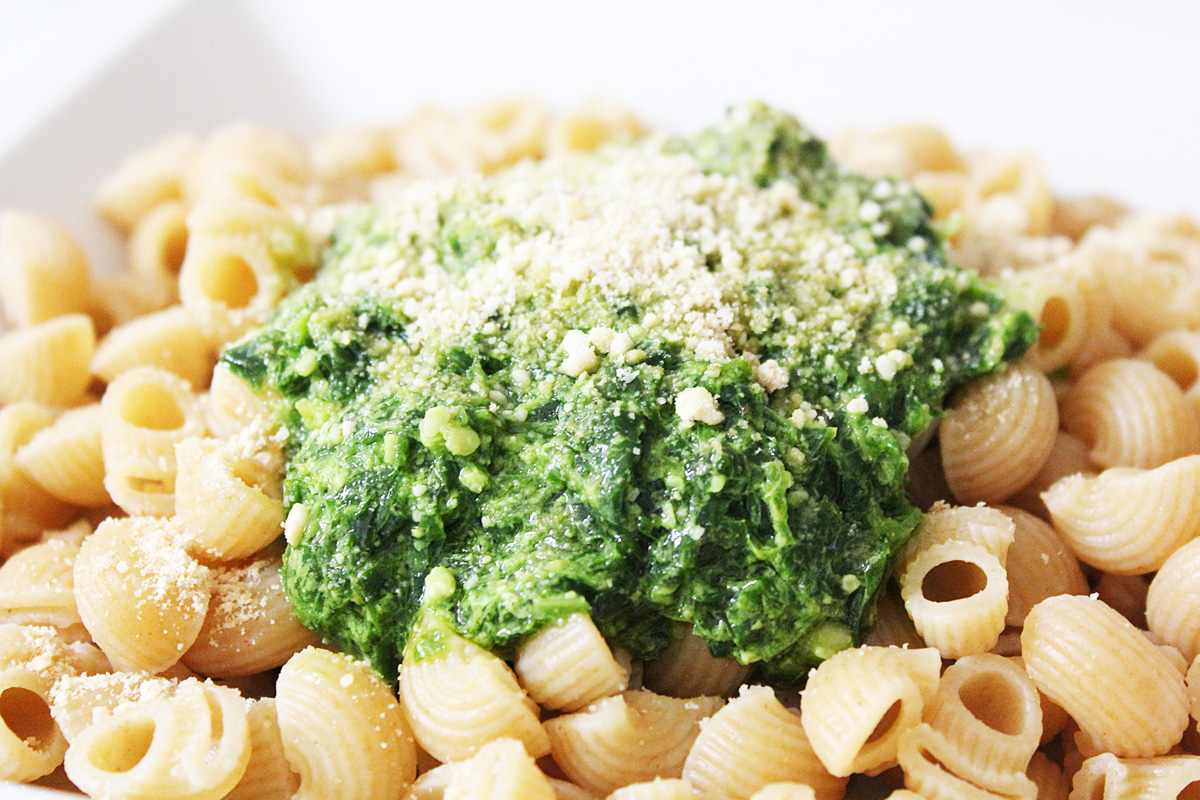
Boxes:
[224,103,1037,684]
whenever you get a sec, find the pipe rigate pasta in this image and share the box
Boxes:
[1146,537,1200,662]
[681,686,846,800]
[1069,753,1200,800]
[799,645,941,777]
[514,613,630,712]
[1060,358,1200,469]
[1042,456,1200,574]
[642,625,751,699]
[276,647,416,800]
[939,361,1057,504]
[995,505,1088,627]
[223,698,298,800]
[90,305,215,388]
[0,314,96,407]
[73,516,211,674]
[1021,595,1188,758]
[545,690,722,796]
[0,538,81,631]
[14,403,109,508]
[63,679,250,800]
[0,210,94,328]
[400,621,549,763]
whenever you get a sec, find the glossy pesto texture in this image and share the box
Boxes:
[224,104,1036,683]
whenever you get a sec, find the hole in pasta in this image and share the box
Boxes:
[865,699,903,744]
[231,459,269,493]
[125,475,174,495]
[921,560,987,603]
[0,687,56,749]
[1151,345,1199,392]
[957,672,1024,735]
[161,224,189,277]
[1038,296,1071,351]
[120,384,185,430]
[87,717,155,773]
[1180,781,1200,800]
[198,252,259,310]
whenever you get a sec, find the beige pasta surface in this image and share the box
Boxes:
[545,689,722,796]
[0,209,94,327]
[996,505,1088,626]
[681,686,845,800]
[14,403,110,508]
[1146,537,1200,663]
[514,613,629,712]
[642,625,751,699]
[939,361,1057,504]
[276,646,416,800]
[1021,595,1188,757]
[1042,456,1200,574]
[0,313,96,407]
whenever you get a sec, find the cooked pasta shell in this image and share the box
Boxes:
[14,403,109,508]
[1060,358,1200,469]
[0,538,80,629]
[1070,753,1200,800]
[0,210,93,327]
[91,305,215,388]
[642,625,750,699]
[995,505,1087,626]
[224,699,299,800]
[515,613,629,712]
[1147,537,1200,662]
[1021,595,1188,757]
[276,647,416,800]
[940,362,1057,504]
[0,314,95,407]
[895,723,1037,800]
[0,664,68,782]
[898,540,1009,659]
[682,686,845,800]
[1042,456,1200,574]
[64,679,250,800]
[438,737,556,800]
[129,200,189,287]
[94,132,198,230]
[401,622,549,763]
[546,690,721,796]
[609,778,702,800]
[800,645,941,777]
[73,516,211,673]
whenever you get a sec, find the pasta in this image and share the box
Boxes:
[3,100,1200,800]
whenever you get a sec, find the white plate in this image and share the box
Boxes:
[0,1,1197,796]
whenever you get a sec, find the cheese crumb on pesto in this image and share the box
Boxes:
[224,103,1036,683]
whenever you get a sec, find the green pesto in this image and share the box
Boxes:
[224,104,1037,684]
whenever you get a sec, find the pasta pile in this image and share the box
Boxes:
[0,99,1198,800]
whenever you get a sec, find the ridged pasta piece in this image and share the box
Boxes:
[1026,752,1069,800]
[401,616,549,762]
[101,365,206,516]
[0,314,95,407]
[0,663,69,782]
[0,405,79,549]
[49,672,177,744]
[0,538,80,630]
[64,679,250,800]
[73,516,211,673]
[1004,431,1096,518]
[95,131,199,230]
[182,548,319,677]
[438,737,556,800]
[174,436,285,562]
[800,645,941,777]
[1005,254,1113,373]
[1084,224,1200,348]
[746,784,817,800]
[926,655,1041,778]
[129,200,189,287]
[514,613,629,712]
[184,122,312,207]
[396,99,549,178]
[544,102,644,155]
[204,362,273,439]
[546,690,722,796]
[14,403,109,508]
[309,125,398,201]
[91,305,215,388]
[1021,595,1188,757]
[896,722,1037,800]
[681,686,846,800]
[607,778,701,800]
[939,362,1058,504]
[642,625,750,699]
[224,698,300,800]
[179,233,292,346]
[1147,538,1200,662]
[898,539,1009,658]
[1069,753,1200,799]
[0,210,93,327]
[900,503,1015,563]
[276,647,416,800]
[995,506,1088,626]
[1060,358,1200,469]
[1050,194,1128,241]
[1042,456,1200,574]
